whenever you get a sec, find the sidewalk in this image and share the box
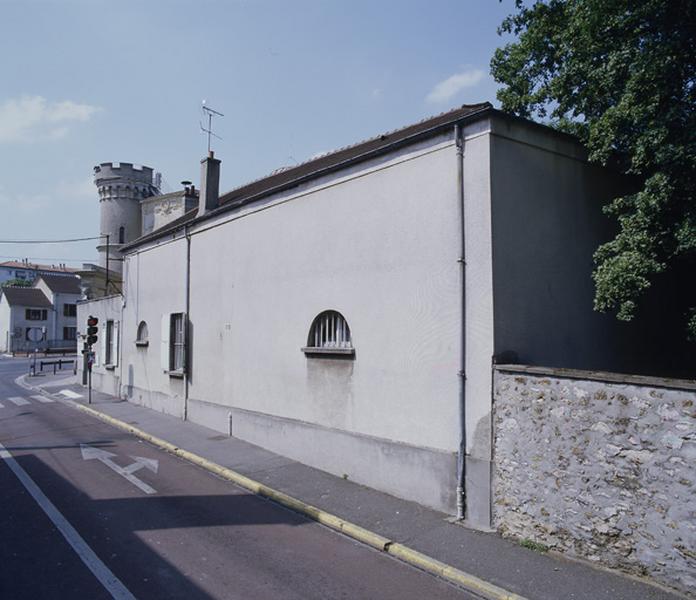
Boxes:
[22,372,688,600]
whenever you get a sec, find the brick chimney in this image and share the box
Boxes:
[198,151,221,217]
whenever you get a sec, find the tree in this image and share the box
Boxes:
[4,278,31,287]
[491,0,696,337]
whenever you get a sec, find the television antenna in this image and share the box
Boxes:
[200,100,224,153]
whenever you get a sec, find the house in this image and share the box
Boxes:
[77,103,689,530]
[0,259,78,286]
[0,274,81,353]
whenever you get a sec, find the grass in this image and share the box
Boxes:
[519,538,550,553]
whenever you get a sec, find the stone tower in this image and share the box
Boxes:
[93,162,159,274]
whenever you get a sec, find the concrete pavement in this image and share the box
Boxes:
[0,357,475,600]
[9,357,691,600]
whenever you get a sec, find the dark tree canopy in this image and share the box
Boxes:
[491,0,696,337]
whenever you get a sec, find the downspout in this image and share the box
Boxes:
[118,255,127,398]
[183,225,191,421]
[455,123,467,521]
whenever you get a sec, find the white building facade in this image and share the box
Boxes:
[78,105,684,529]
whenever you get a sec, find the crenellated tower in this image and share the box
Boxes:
[93,162,160,274]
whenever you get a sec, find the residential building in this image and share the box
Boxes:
[0,259,78,286]
[77,103,691,530]
[1,274,81,353]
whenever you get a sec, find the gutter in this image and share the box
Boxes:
[455,123,467,521]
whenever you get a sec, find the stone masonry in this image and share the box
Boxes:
[493,366,696,595]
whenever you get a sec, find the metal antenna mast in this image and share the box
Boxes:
[200,100,224,153]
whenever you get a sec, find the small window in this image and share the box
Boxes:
[118,226,125,244]
[25,308,47,321]
[170,313,185,372]
[136,321,149,347]
[302,310,354,356]
[63,326,77,340]
[63,303,77,317]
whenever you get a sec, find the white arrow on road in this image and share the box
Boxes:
[80,444,158,495]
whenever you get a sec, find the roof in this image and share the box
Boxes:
[122,103,494,252]
[1,287,52,308]
[35,274,82,295]
[0,260,79,274]
[218,103,492,208]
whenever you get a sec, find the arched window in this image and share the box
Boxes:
[135,320,149,347]
[118,226,125,244]
[302,310,354,356]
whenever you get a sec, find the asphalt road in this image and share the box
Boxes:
[0,357,473,600]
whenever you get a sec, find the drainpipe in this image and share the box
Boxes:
[183,225,191,421]
[455,123,467,521]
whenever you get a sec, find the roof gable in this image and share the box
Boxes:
[34,274,82,295]
[1,287,53,308]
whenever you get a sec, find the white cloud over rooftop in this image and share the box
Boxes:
[426,69,486,104]
[0,95,101,143]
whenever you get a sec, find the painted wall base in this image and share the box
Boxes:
[187,397,458,514]
[122,383,184,419]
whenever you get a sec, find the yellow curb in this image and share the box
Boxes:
[70,400,528,600]
[387,543,527,600]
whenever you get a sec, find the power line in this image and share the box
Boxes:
[0,235,102,244]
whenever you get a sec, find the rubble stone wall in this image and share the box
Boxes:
[493,366,696,594]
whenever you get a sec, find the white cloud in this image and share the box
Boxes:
[426,69,486,104]
[0,95,101,143]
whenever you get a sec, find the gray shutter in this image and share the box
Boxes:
[160,314,170,371]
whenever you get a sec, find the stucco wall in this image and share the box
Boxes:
[111,131,471,513]
[488,116,694,378]
[0,298,11,352]
[493,366,696,595]
[77,294,123,398]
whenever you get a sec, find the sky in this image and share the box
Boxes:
[0,0,516,266]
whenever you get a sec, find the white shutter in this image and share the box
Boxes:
[160,314,170,371]
[112,321,119,367]
[99,326,106,366]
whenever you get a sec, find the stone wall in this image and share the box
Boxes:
[493,365,696,595]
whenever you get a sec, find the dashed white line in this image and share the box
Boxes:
[31,395,55,403]
[0,441,136,600]
[59,389,83,399]
[8,397,30,406]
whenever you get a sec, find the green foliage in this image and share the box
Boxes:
[491,0,696,338]
[519,538,549,553]
[4,278,31,287]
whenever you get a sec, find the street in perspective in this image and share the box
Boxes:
[0,1,694,599]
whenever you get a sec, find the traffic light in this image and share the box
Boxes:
[86,315,99,346]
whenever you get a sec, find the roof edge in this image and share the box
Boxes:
[121,104,495,252]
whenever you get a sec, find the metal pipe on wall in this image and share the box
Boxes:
[455,123,467,521]
[184,225,191,421]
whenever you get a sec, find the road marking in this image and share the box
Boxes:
[80,444,158,495]
[31,395,55,403]
[0,402,4,408]
[59,389,83,399]
[0,441,136,600]
[8,396,30,406]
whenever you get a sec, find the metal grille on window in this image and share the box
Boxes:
[306,311,352,351]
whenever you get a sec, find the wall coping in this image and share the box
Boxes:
[494,364,696,392]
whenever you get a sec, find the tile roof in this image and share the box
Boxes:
[122,102,494,251]
[36,274,82,295]
[1,286,52,308]
[0,260,79,273]
[218,103,492,208]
